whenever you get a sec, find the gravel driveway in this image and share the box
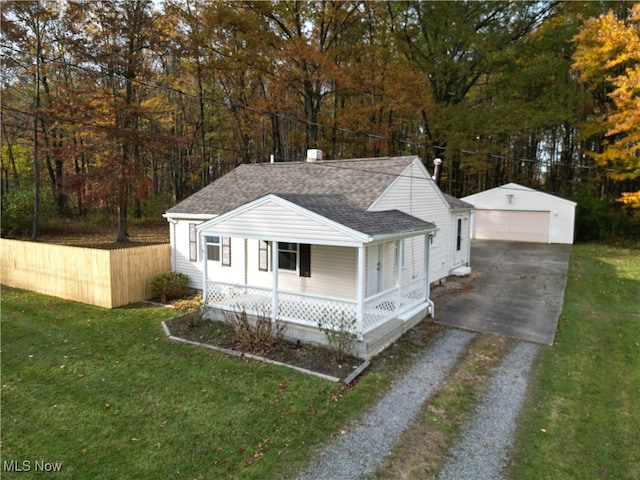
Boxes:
[295,241,567,480]
[434,341,540,480]
[296,329,476,480]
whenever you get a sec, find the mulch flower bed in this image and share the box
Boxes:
[164,313,363,380]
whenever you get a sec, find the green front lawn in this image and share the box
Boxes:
[0,288,388,479]
[508,244,640,480]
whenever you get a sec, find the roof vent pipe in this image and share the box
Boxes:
[432,158,443,185]
[306,149,323,163]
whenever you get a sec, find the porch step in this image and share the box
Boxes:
[452,266,471,276]
[398,301,432,322]
[361,303,431,359]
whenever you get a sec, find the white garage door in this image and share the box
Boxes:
[474,210,550,243]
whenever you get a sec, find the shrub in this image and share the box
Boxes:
[150,272,189,303]
[318,311,357,363]
[224,308,286,355]
[1,187,56,237]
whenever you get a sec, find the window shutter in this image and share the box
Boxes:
[258,241,270,271]
[299,244,311,277]
[222,238,231,266]
[189,224,197,262]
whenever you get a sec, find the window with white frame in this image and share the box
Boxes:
[278,242,297,271]
[206,236,231,265]
[260,241,310,277]
[206,236,220,261]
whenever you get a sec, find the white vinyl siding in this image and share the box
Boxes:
[172,219,205,289]
[208,200,360,245]
[371,160,451,283]
[206,237,245,284]
[246,241,357,299]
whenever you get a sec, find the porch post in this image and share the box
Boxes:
[201,231,208,305]
[424,233,431,303]
[356,245,365,338]
[396,240,402,315]
[272,241,279,319]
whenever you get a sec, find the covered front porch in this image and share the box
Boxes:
[203,272,431,339]
[196,193,436,358]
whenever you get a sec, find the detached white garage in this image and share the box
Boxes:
[462,183,576,244]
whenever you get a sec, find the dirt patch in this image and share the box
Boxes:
[7,221,170,249]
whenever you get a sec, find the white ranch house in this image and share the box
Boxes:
[164,154,473,358]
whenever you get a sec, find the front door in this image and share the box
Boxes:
[454,215,463,265]
[367,244,383,296]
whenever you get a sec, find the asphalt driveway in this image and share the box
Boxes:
[436,240,571,345]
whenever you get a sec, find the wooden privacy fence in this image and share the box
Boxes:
[1,239,171,308]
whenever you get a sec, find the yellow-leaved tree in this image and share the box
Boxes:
[573,3,640,207]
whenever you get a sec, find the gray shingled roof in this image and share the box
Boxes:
[277,193,435,236]
[442,192,474,211]
[166,156,417,216]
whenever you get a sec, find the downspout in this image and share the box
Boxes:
[425,232,435,318]
[201,229,208,304]
[167,217,178,271]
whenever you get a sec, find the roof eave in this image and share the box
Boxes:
[163,212,216,221]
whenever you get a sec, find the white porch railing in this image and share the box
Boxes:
[205,281,357,327]
[362,276,427,333]
[204,275,427,336]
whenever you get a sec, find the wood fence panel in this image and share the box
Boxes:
[1,239,170,308]
[109,244,171,307]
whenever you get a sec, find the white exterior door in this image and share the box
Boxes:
[367,244,383,296]
[454,215,464,265]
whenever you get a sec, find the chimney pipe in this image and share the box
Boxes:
[306,149,323,163]
[432,158,442,185]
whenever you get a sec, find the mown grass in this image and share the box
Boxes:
[508,244,640,480]
[0,287,393,479]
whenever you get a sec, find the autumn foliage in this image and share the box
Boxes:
[1,1,639,240]
[573,3,640,207]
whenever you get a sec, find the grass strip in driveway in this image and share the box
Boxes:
[507,244,640,480]
[0,287,391,480]
[370,334,513,479]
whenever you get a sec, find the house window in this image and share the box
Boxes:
[206,236,231,265]
[456,218,463,251]
[206,236,220,261]
[278,242,297,271]
[189,223,197,262]
[263,242,311,277]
